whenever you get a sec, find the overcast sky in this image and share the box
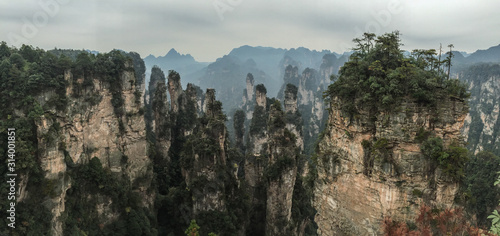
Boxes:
[1,0,499,62]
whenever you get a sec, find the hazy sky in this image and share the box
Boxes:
[1,0,499,61]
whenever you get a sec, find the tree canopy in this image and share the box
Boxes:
[325,32,470,116]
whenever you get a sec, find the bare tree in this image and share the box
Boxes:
[446,44,454,80]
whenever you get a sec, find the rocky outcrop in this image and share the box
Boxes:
[460,64,500,156]
[36,61,151,235]
[297,68,318,105]
[284,84,304,151]
[244,73,255,105]
[168,70,183,113]
[245,84,268,188]
[241,84,307,235]
[202,89,216,116]
[151,70,171,161]
[241,73,256,120]
[148,65,165,106]
[284,84,299,114]
[283,65,300,90]
[275,64,330,154]
[182,88,229,214]
[247,86,268,156]
[319,54,337,87]
[265,101,299,236]
[186,83,204,116]
[256,84,267,108]
[313,97,468,235]
[306,57,338,151]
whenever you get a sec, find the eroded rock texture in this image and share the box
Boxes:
[313,97,468,235]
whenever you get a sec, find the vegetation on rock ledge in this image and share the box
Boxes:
[325,32,470,117]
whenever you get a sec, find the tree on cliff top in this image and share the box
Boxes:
[325,32,469,116]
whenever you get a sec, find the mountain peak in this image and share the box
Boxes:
[166,48,181,57]
[160,48,195,62]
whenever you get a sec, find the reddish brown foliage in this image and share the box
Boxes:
[383,205,494,236]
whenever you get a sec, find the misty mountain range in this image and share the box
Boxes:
[142,43,500,114]
[143,46,349,113]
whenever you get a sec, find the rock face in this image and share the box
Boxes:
[148,65,165,106]
[36,61,151,235]
[265,102,299,236]
[319,54,337,87]
[313,97,468,235]
[297,68,318,106]
[283,65,300,89]
[203,88,216,115]
[245,73,255,105]
[284,84,299,114]
[284,84,304,151]
[460,64,500,156]
[150,69,243,235]
[277,65,329,154]
[241,73,256,120]
[245,85,268,188]
[247,84,269,155]
[186,83,204,116]
[256,84,267,108]
[151,70,171,161]
[183,88,229,214]
[168,71,183,113]
[241,83,309,235]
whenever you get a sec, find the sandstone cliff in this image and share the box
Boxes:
[460,64,500,156]
[151,69,171,162]
[241,83,313,235]
[265,101,299,236]
[36,58,151,235]
[276,65,329,154]
[182,88,228,214]
[284,84,304,151]
[242,73,255,119]
[313,96,468,235]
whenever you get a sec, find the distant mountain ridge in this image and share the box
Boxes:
[195,46,348,114]
[145,48,197,64]
[142,43,500,115]
[465,44,500,63]
[143,48,208,88]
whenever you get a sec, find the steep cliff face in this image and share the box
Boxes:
[245,85,268,190]
[241,73,256,120]
[277,65,328,154]
[460,64,500,156]
[247,84,269,157]
[298,68,318,106]
[36,60,151,235]
[313,97,468,235]
[255,84,267,108]
[265,102,299,236]
[241,83,311,235]
[319,54,336,87]
[244,73,255,107]
[186,83,204,116]
[151,71,171,162]
[283,65,300,91]
[182,88,228,214]
[168,70,183,113]
[149,69,249,235]
[284,84,304,151]
[148,65,164,106]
